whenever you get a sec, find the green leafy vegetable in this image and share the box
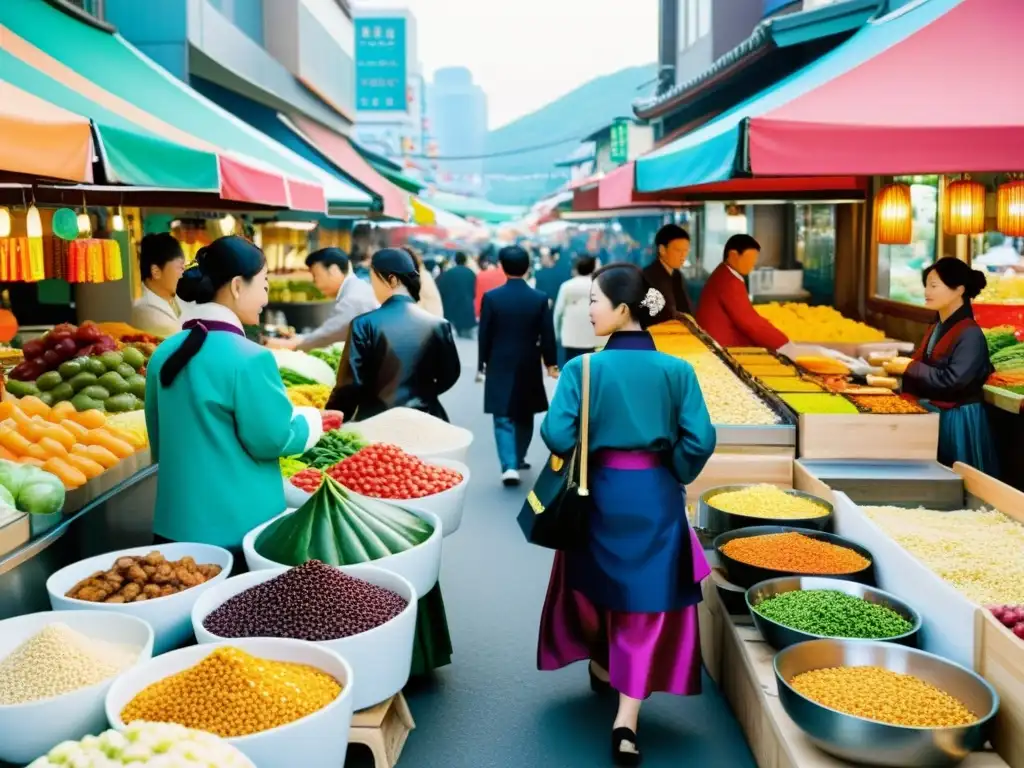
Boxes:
[299,429,367,469]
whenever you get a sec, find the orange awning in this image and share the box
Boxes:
[0,81,93,182]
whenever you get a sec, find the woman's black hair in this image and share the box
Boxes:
[139,233,184,282]
[161,236,267,388]
[593,262,657,329]
[372,248,421,302]
[922,257,987,301]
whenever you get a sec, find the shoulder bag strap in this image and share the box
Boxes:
[579,353,591,496]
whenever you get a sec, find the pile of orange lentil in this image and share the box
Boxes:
[847,394,927,415]
[120,647,342,738]
[789,666,977,727]
[720,532,870,575]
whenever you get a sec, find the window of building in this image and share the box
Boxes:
[686,0,699,46]
[795,204,836,305]
[698,0,711,37]
[874,176,939,305]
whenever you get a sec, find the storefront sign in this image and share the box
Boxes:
[610,119,630,165]
[355,18,408,112]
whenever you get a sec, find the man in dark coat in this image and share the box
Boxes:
[478,245,558,486]
[642,223,693,324]
[534,247,566,306]
[437,252,477,338]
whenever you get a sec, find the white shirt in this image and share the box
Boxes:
[553,275,601,350]
[418,268,444,318]
[296,275,379,352]
[131,285,194,338]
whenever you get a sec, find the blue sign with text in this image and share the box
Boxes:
[355,18,408,112]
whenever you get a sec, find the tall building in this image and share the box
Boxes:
[428,67,488,195]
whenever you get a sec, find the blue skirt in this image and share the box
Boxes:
[922,401,1000,476]
[563,463,703,614]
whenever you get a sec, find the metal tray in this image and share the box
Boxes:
[699,484,833,536]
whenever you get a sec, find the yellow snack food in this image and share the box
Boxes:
[710,484,828,519]
[755,303,885,343]
[759,377,823,393]
[121,647,341,738]
[744,364,799,378]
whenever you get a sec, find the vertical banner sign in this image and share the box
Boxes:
[609,119,630,165]
[355,18,408,112]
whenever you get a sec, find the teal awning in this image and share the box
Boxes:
[426,192,525,224]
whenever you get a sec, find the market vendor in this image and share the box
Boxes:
[883,258,999,474]
[695,234,789,351]
[267,247,378,352]
[145,236,322,567]
[642,224,693,323]
[131,233,193,338]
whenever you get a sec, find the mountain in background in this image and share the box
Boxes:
[482,63,657,206]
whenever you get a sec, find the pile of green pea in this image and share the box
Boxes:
[753,589,913,639]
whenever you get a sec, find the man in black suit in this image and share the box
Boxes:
[478,245,558,486]
[642,223,693,324]
[436,252,477,338]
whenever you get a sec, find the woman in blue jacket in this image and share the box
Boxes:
[145,237,321,566]
[537,263,716,766]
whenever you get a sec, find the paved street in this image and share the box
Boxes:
[347,338,756,767]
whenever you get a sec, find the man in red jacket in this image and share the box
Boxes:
[695,234,789,350]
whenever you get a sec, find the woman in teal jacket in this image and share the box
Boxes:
[145,237,321,564]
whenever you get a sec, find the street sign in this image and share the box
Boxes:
[355,18,408,112]
[610,119,630,165]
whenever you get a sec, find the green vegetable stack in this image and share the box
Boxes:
[309,346,343,372]
[753,589,913,639]
[6,347,148,413]
[0,459,66,515]
[984,326,1020,356]
[256,475,433,566]
[279,368,317,387]
[298,429,366,469]
[991,343,1024,373]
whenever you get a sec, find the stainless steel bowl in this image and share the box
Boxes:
[774,639,999,767]
[746,577,922,650]
[699,484,833,536]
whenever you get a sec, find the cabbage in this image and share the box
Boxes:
[18,473,66,515]
[0,459,29,497]
[270,349,335,386]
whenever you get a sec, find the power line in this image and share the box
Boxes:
[400,132,588,161]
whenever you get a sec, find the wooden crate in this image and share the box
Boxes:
[687,448,795,503]
[349,694,415,768]
[797,413,939,460]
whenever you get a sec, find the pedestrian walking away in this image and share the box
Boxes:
[536,262,716,766]
[437,251,478,338]
[554,254,601,362]
[478,244,558,486]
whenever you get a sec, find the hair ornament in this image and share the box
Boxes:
[640,288,666,317]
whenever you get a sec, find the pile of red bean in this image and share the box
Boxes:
[202,561,408,641]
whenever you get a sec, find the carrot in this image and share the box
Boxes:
[82,429,134,459]
[68,409,106,429]
[17,418,46,443]
[42,457,87,490]
[49,401,77,423]
[64,453,104,480]
[71,443,119,469]
[39,424,76,451]
[0,402,15,421]
[0,445,17,462]
[23,443,49,461]
[0,428,32,457]
[37,436,69,458]
[18,457,45,468]
[18,395,50,419]
[59,419,89,441]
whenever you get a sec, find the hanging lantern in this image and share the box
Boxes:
[77,212,92,236]
[26,205,42,238]
[0,207,10,238]
[112,206,125,232]
[218,214,235,237]
[944,177,986,235]
[875,182,913,245]
[52,208,79,241]
[997,179,1024,237]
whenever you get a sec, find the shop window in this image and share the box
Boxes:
[795,204,836,305]
[875,176,939,305]
[970,231,1024,304]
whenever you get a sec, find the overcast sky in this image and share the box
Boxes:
[356,0,659,129]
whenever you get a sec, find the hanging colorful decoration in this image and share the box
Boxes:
[51,207,80,241]
[943,176,986,235]
[996,178,1024,237]
[874,182,913,245]
[66,238,123,283]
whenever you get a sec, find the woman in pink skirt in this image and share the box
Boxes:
[537,263,716,766]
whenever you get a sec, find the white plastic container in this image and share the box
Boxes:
[191,564,417,711]
[242,508,442,597]
[46,543,233,654]
[0,611,154,765]
[105,637,354,768]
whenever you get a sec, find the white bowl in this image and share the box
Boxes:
[242,508,442,597]
[0,610,154,765]
[191,564,417,711]
[347,414,474,463]
[46,543,234,654]
[105,637,354,768]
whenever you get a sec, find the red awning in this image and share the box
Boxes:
[749,0,1024,176]
[291,115,409,221]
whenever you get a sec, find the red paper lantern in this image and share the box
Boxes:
[997,180,1024,237]
[875,183,912,245]
[944,178,986,235]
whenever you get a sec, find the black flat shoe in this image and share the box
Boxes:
[519,461,531,470]
[589,663,612,695]
[611,727,642,766]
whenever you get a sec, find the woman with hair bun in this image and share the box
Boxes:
[144,236,322,562]
[536,262,716,765]
[326,247,460,422]
[883,257,998,473]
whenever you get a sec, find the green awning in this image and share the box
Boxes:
[372,163,425,194]
[0,47,219,190]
